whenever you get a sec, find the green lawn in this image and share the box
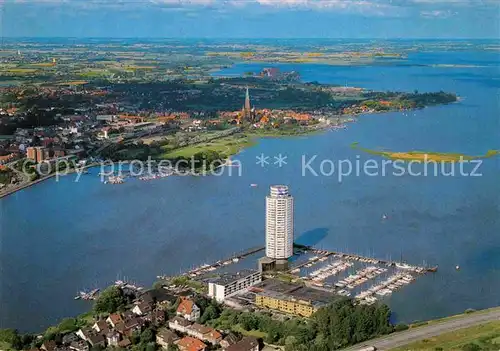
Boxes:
[392,321,500,351]
[232,325,267,339]
[411,307,500,328]
[160,135,255,159]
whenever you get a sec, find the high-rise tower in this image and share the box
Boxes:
[265,185,294,260]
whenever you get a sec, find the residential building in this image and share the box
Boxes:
[265,185,294,260]
[117,338,131,348]
[26,147,36,161]
[123,316,143,335]
[220,333,240,349]
[176,297,200,321]
[62,333,79,346]
[69,341,88,351]
[255,291,317,317]
[87,334,106,348]
[106,331,120,347]
[208,270,262,302]
[176,336,207,351]
[106,313,123,328]
[36,146,47,163]
[225,337,260,351]
[150,309,166,326]
[92,320,109,333]
[41,341,56,351]
[187,324,222,345]
[0,153,16,165]
[156,328,179,350]
[132,302,153,316]
[76,328,94,342]
[96,115,117,122]
[168,316,192,334]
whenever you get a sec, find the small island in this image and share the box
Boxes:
[352,143,500,163]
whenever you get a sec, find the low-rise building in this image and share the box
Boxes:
[106,331,120,347]
[0,153,16,165]
[87,334,106,348]
[187,324,222,345]
[156,328,180,350]
[225,337,259,351]
[106,313,123,328]
[41,341,56,351]
[92,320,109,333]
[168,316,192,334]
[176,297,200,321]
[208,270,262,302]
[176,336,207,351]
[220,333,240,349]
[253,279,333,317]
[132,302,153,316]
[76,328,93,342]
[62,333,79,346]
[69,341,88,351]
[255,290,318,317]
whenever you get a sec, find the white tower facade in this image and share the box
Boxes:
[266,185,294,260]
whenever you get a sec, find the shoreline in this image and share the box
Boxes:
[0,101,456,200]
[0,162,101,200]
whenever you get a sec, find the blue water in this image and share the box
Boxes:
[1,49,499,332]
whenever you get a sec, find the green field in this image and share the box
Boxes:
[160,134,255,159]
[392,320,500,351]
[231,325,267,339]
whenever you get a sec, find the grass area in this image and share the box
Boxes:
[391,320,500,351]
[4,68,38,74]
[232,325,267,339]
[411,307,500,328]
[27,63,55,67]
[352,143,500,163]
[160,134,255,159]
[0,341,16,351]
[56,80,89,86]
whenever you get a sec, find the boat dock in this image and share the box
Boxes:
[157,246,265,280]
[288,247,437,275]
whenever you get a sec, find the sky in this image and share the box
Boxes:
[0,0,499,38]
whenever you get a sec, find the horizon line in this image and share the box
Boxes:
[1,36,499,40]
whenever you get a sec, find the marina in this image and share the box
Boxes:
[154,244,437,308]
[284,248,434,305]
[73,289,100,301]
[157,246,265,280]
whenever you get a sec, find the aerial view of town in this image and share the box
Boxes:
[0,1,499,351]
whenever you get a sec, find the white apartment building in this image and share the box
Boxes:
[208,270,262,302]
[266,185,294,260]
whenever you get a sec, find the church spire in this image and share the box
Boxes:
[244,86,251,112]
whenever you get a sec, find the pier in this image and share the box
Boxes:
[288,247,438,275]
[157,246,265,280]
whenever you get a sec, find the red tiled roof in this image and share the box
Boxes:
[177,298,195,315]
[108,313,122,324]
[177,336,206,351]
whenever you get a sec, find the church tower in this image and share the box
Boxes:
[242,86,253,121]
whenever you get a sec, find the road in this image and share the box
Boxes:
[342,309,500,351]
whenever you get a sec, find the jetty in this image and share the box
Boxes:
[288,247,437,274]
[157,246,265,280]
